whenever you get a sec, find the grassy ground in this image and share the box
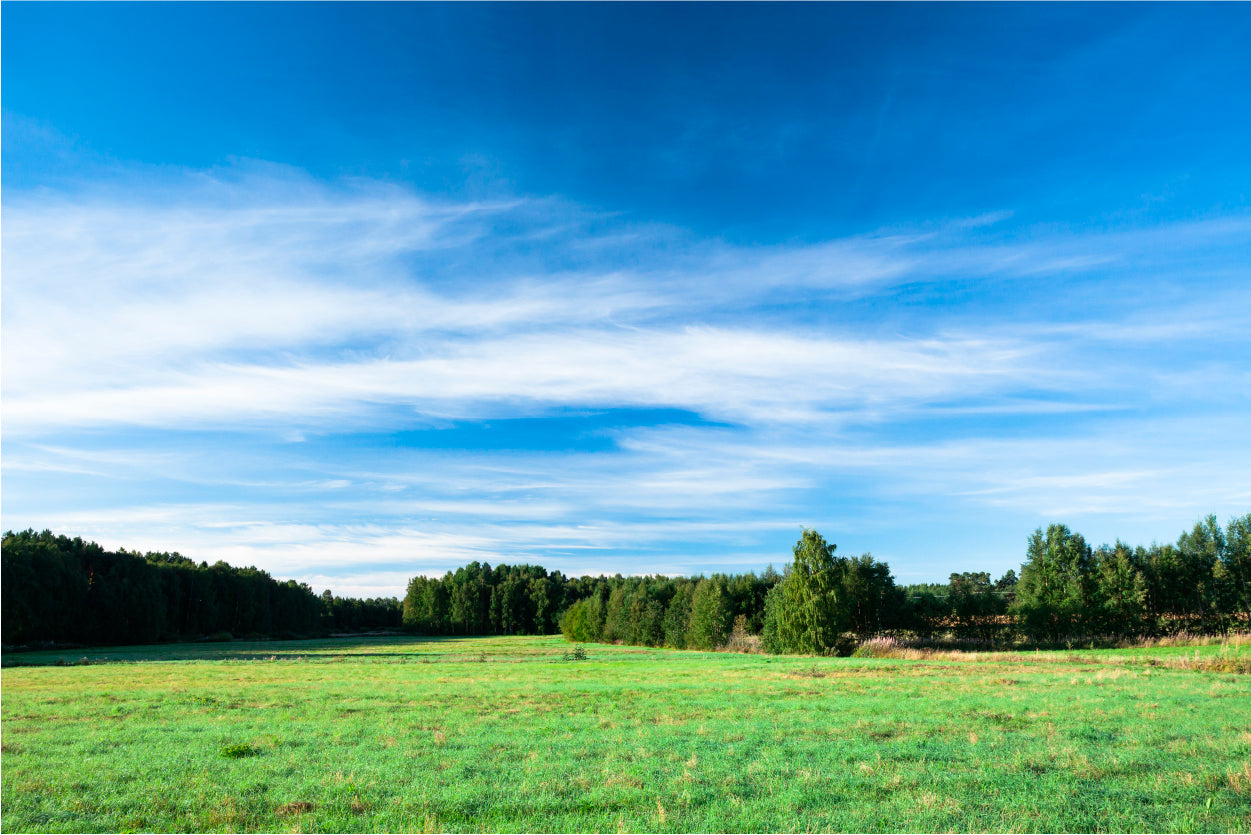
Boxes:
[2,635,1249,833]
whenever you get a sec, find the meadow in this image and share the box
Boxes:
[2,636,1249,833]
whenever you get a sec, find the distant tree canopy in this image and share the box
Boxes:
[1006,514,1251,640]
[545,513,1250,653]
[402,562,567,636]
[5,512,1248,652]
[1,530,399,647]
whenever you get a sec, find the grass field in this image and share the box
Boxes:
[2,636,1249,833]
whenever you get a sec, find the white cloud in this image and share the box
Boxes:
[4,164,1249,592]
[1,325,1052,433]
[9,168,1246,433]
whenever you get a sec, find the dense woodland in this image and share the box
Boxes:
[4,513,1248,652]
[0,530,400,647]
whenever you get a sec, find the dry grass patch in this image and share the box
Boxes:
[1228,761,1251,794]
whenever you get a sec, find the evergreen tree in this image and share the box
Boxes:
[687,577,731,650]
[839,553,899,634]
[773,529,843,654]
[1175,515,1225,633]
[1013,524,1092,641]
[1090,542,1148,637]
[1223,513,1251,626]
[662,582,693,648]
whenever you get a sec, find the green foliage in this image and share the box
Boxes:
[686,577,732,650]
[404,562,563,637]
[602,584,632,644]
[0,530,335,647]
[1224,513,1251,622]
[662,582,693,649]
[1013,524,1093,641]
[1089,541,1148,636]
[558,598,598,643]
[11,512,1251,659]
[947,571,1008,641]
[771,529,843,655]
[760,582,785,653]
[838,553,898,634]
[1174,515,1227,632]
[220,743,261,759]
[767,531,899,654]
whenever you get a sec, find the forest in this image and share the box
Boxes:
[0,530,400,647]
[3,513,1248,652]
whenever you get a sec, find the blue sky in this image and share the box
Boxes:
[3,3,1249,597]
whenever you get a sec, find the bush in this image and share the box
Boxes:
[852,636,902,658]
[220,743,260,759]
[831,631,860,657]
[718,615,762,654]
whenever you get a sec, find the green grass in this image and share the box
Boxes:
[2,635,1249,832]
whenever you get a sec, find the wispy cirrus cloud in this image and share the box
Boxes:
[9,166,1245,432]
[4,164,1249,594]
[2,327,1050,432]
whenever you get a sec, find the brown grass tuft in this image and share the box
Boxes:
[276,801,314,815]
[1228,762,1251,794]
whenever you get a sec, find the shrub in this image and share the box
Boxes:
[220,743,260,759]
[852,636,902,658]
[718,615,762,654]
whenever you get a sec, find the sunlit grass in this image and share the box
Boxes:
[2,635,1249,832]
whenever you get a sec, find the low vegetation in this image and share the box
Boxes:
[2,634,1249,833]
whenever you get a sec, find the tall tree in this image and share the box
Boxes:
[771,529,843,655]
[1223,513,1251,625]
[1012,524,1093,641]
[687,577,731,650]
[1090,542,1148,637]
[1174,515,1225,633]
[839,553,899,635]
[947,571,1005,641]
[662,582,693,648]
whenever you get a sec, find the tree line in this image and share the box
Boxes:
[403,562,781,648]
[5,513,1247,652]
[759,515,1248,652]
[1,530,401,647]
[401,513,1249,653]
